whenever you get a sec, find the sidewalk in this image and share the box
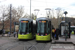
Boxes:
[50,35,75,50]
[52,35,75,43]
[0,34,17,37]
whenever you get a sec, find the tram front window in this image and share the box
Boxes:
[37,21,48,35]
[19,21,29,34]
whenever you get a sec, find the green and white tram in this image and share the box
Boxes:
[36,17,52,41]
[18,18,34,39]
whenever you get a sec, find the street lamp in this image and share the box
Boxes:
[2,13,4,30]
[64,11,68,41]
[30,0,31,18]
[34,9,40,19]
[64,11,68,22]
[10,4,12,36]
[55,8,61,26]
[45,8,51,18]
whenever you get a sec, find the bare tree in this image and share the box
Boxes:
[23,13,35,20]
[31,13,35,19]
[55,7,64,28]
[0,5,24,31]
[23,13,30,18]
[5,5,24,21]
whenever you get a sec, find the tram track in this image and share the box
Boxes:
[23,40,38,50]
[0,37,51,50]
[26,42,38,50]
[26,42,49,50]
[4,40,36,50]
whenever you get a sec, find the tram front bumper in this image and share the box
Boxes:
[18,33,33,39]
[36,34,51,41]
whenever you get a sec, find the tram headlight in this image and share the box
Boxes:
[45,33,47,35]
[37,33,39,35]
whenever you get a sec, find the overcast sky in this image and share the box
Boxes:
[0,0,75,18]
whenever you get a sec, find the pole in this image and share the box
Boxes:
[65,14,66,22]
[58,15,59,26]
[64,11,68,41]
[2,12,4,36]
[3,13,4,30]
[34,9,40,19]
[65,14,66,30]
[45,8,51,18]
[30,0,31,18]
[10,4,12,36]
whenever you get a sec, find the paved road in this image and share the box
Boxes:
[0,35,75,50]
[0,37,51,50]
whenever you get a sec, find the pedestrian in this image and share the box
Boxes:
[55,28,59,40]
[52,28,55,39]
[2,29,5,36]
[17,31,18,37]
[8,32,10,37]
[14,32,17,37]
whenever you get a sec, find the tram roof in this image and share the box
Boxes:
[36,17,51,21]
[19,18,33,21]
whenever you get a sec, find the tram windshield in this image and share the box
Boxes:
[37,20,48,34]
[19,21,29,33]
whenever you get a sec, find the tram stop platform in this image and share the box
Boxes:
[52,35,75,45]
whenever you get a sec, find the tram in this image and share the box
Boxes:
[18,18,34,39]
[36,17,52,41]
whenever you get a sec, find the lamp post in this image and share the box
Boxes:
[55,8,60,26]
[45,8,51,18]
[64,11,68,22]
[2,13,4,30]
[64,11,68,30]
[10,4,12,36]
[30,0,31,18]
[64,11,68,41]
[34,9,40,19]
